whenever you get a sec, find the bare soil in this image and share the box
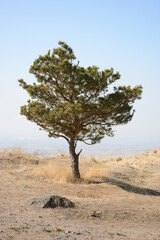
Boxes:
[0,148,160,240]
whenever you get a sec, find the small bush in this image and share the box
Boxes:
[117,157,122,162]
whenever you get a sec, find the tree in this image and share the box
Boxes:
[18,41,142,179]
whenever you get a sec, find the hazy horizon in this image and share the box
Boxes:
[0,135,159,158]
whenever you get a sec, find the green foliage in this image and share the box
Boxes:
[18,41,142,145]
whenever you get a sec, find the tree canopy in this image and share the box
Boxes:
[18,41,142,178]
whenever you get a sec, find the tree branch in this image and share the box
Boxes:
[33,120,70,143]
[54,76,71,102]
[77,138,95,145]
[77,149,82,157]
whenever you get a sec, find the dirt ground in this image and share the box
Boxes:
[0,148,160,240]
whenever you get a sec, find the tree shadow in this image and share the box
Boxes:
[89,178,160,196]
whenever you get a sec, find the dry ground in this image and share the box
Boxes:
[0,147,160,240]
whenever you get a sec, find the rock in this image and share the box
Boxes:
[25,195,75,208]
[43,195,75,209]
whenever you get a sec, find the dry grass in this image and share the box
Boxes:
[8,146,40,162]
[2,147,160,188]
[33,163,75,183]
[33,155,108,183]
[9,146,37,158]
[81,157,107,179]
[0,147,41,170]
[0,147,108,183]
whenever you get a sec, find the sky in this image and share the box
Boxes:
[0,0,160,155]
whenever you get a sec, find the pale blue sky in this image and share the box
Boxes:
[0,0,160,154]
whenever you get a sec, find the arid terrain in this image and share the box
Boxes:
[0,147,160,240]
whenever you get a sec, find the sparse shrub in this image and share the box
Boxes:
[117,157,122,162]
[56,228,63,232]
[91,210,101,218]
[43,228,52,233]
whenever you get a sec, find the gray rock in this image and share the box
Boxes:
[25,195,75,208]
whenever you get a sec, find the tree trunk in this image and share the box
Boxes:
[69,140,81,179]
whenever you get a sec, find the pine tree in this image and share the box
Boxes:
[18,41,142,179]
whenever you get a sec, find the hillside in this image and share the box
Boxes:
[0,147,160,240]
